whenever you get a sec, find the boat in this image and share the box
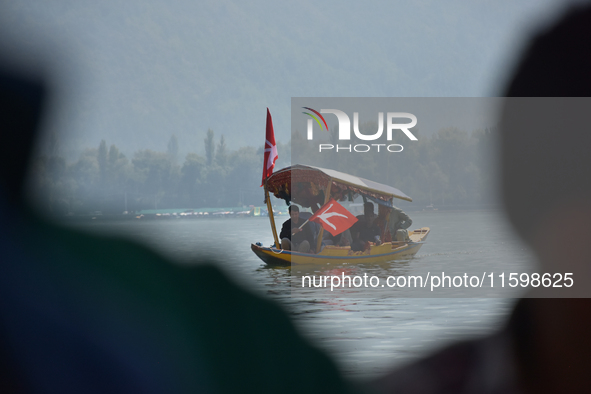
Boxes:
[252,164,430,266]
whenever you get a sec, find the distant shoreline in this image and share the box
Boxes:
[53,204,502,223]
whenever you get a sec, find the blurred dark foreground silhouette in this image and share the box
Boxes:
[0,67,362,393]
[5,4,591,393]
[372,4,591,394]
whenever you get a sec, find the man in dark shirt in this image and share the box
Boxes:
[350,202,381,252]
[280,205,315,253]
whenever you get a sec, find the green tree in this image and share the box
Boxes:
[132,150,175,209]
[227,147,260,206]
[97,140,108,188]
[70,148,100,212]
[180,153,205,206]
[102,144,132,213]
[216,134,227,168]
[167,134,179,165]
[204,129,215,167]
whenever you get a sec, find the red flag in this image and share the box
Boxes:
[309,199,358,236]
[261,108,278,186]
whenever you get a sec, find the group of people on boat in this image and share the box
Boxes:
[279,201,412,254]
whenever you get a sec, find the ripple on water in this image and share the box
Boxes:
[71,212,527,378]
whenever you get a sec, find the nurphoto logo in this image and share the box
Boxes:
[302,107,418,153]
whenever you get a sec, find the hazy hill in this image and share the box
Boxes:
[1,0,564,159]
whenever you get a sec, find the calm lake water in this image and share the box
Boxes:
[72,210,536,379]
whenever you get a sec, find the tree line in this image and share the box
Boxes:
[31,131,290,215]
[292,124,497,209]
[30,126,496,215]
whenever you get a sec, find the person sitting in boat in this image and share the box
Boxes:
[350,201,381,252]
[298,203,322,245]
[325,228,352,247]
[377,204,413,242]
[280,205,315,253]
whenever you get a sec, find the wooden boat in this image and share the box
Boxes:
[252,164,429,266]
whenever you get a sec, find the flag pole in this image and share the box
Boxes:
[315,178,332,252]
[261,108,279,249]
[297,219,309,230]
[264,180,280,249]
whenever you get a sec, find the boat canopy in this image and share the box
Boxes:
[265,164,412,209]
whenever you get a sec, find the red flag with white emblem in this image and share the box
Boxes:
[309,199,358,236]
[261,108,278,186]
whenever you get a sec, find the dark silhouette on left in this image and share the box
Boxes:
[0,65,362,393]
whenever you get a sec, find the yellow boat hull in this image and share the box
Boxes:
[252,227,430,266]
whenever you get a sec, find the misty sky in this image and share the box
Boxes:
[0,0,580,159]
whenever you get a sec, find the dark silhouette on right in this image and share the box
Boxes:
[372,4,591,394]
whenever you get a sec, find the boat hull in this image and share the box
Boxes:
[252,227,429,266]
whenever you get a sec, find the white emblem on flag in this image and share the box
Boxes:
[265,139,278,169]
[317,203,348,231]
